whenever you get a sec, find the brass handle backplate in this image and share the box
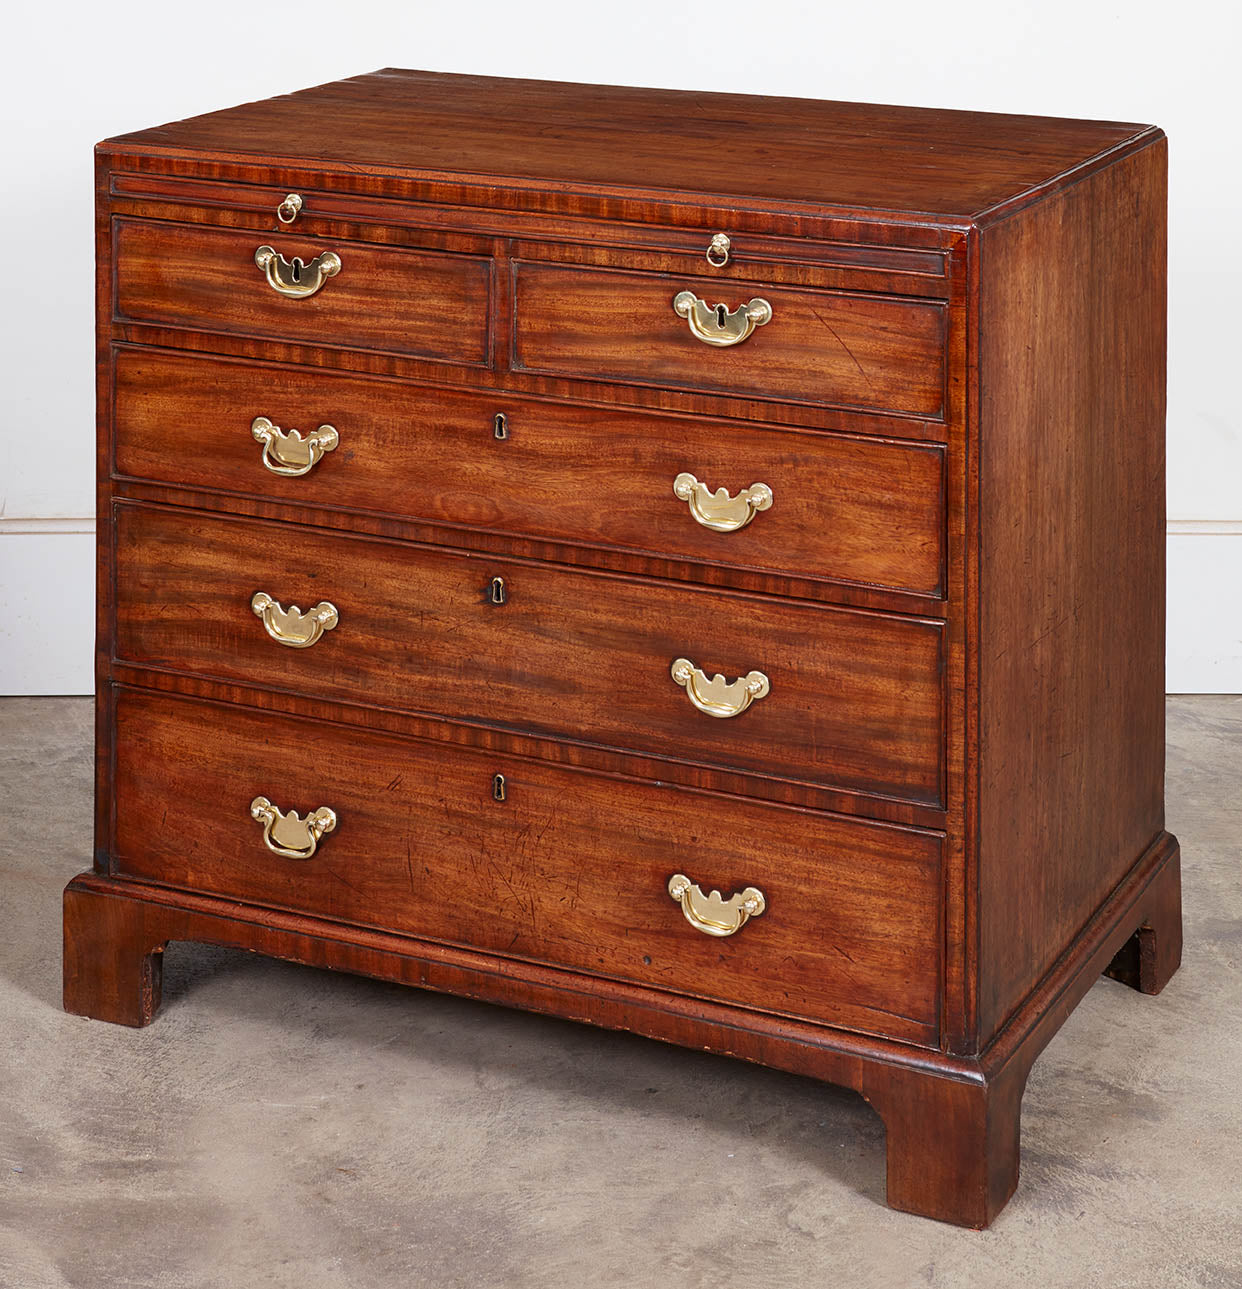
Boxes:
[251,416,339,477]
[668,873,766,937]
[673,290,771,347]
[254,245,341,298]
[673,472,773,532]
[251,592,339,648]
[250,796,337,860]
[671,658,769,718]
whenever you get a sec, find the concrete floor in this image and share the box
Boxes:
[1,698,1239,1288]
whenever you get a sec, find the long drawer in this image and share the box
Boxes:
[112,347,947,599]
[113,219,493,366]
[113,503,946,808]
[112,688,944,1045]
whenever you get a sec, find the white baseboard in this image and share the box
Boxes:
[2,520,1239,695]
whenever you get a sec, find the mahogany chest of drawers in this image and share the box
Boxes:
[64,70,1182,1227]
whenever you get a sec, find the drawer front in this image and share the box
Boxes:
[113,219,492,365]
[112,688,944,1044]
[513,262,946,417]
[114,504,945,807]
[113,348,946,598]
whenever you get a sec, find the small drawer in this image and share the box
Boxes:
[512,261,946,417]
[112,348,947,599]
[112,688,944,1045]
[113,504,946,809]
[113,218,492,366]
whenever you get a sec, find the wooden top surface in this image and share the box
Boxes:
[104,68,1157,221]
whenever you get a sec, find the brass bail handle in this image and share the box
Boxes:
[673,290,771,347]
[251,592,339,648]
[251,416,339,477]
[673,473,773,532]
[667,874,766,937]
[254,245,341,298]
[671,658,770,718]
[250,796,337,860]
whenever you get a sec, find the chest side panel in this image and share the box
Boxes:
[975,139,1168,1043]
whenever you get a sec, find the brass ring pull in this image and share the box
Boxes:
[673,473,773,532]
[251,416,339,477]
[671,658,770,718]
[673,290,771,347]
[276,193,303,224]
[668,874,766,937]
[250,592,339,648]
[250,796,337,860]
[705,233,731,267]
[254,245,341,298]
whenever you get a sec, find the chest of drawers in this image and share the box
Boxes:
[63,70,1182,1227]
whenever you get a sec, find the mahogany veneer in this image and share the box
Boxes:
[110,688,944,1043]
[112,502,945,807]
[115,218,493,365]
[111,348,948,598]
[511,262,948,414]
[67,69,1181,1227]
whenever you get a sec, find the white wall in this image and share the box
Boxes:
[2,0,1238,693]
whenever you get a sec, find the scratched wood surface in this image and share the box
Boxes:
[512,262,947,416]
[111,687,944,1043]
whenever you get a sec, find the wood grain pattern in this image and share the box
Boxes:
[114,219,493,365]
[975,138,1170,1042]
[112,502,946,808]
[105,318,949,447]
[107,68,1153,220]
[112,346,947,599]
[101,150,967,254]
[111,687,943,1043]
[72,72,1182,1228]
[513,262,946,417]
[105,661,949,830]
[107,171,953,284]
[509,235,949,296]
[110,470,945,621]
